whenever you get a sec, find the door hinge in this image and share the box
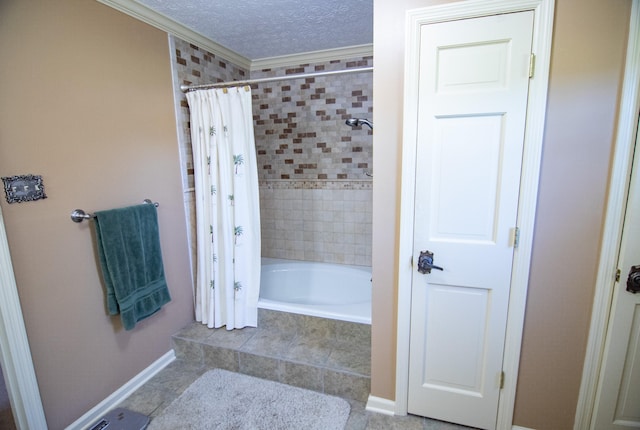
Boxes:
[499,371,505,389]
[529,53,536,78]
[615,268,621,282]
[510,227,520,248]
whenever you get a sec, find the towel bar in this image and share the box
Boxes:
[70,199,159,223]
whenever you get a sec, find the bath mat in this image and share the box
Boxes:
[147,369,351,430]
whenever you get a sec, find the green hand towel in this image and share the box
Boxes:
[94,203,171,330]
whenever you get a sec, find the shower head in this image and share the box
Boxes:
[345,118,373,130]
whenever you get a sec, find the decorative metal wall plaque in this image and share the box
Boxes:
[2,174,47,203]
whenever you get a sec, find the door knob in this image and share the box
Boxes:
[626,265,640,294]
[417,250,444,274]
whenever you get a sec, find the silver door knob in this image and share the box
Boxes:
[417,250,444,274]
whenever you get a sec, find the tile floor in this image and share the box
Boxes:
[170,310,372,403]
[118,358,471,430]
[117,311,472,429]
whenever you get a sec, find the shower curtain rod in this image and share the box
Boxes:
[180,66,373,92]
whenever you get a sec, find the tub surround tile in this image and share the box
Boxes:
[172,321,216,342]
[335,320,372,344]
[279,360,324,392]
[260,183,372,266]
[324,369,371,403]
[301,314,338,339]
[203,325,258,349]
[284,336,334,365]
[253,61,373,182]
[240,328,297,357]
[238,351,281,381]
[172,309,371,402]
[202,344,239,372]
[258,308,305,332]
[254,59,374,266]
[326,340,371,376]
[171,336,203,365]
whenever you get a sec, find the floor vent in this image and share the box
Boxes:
[89,408,149,430]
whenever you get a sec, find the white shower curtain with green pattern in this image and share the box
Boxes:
[186,86,261,329]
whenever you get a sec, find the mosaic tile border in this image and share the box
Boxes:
[259,180,372,190]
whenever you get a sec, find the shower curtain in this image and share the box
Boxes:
[186,86,261,329]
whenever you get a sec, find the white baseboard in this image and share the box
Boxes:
[365,395,396,416]
[513,426,535,430]
[65,350,176,430]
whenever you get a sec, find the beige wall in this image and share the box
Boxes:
[515,0,630,427]
[0,0,631,428]
[0,1,194,429]
[371,0,453,402]
[371,0,631,429]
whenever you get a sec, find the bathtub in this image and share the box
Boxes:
[258,258,372,324]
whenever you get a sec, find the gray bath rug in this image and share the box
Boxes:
[147,368,351,430]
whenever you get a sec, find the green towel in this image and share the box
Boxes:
[93,203,171,330]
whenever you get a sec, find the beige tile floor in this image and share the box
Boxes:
[117,358,473,430]
[116,313,473,430]
[170,318,372,403]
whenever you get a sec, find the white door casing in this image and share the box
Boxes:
[407,11,534,429]
[395,1,555,429]
[0,205,47,429]
[574,3,640,429]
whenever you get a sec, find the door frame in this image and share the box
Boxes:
[395,0,555,428]
[0,206,47,429]
[574,2,640,429]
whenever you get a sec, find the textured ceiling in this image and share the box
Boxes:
[135,0,373,60]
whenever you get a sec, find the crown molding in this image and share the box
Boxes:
[250,44,374,71]
[97,0,373,72]
[96,0,252,70]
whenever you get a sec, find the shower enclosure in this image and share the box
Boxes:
[251,63,373,266]
[170,34,373,283]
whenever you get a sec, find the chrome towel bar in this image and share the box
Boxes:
[70,199,159,223]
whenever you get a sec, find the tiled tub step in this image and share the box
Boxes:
[171,309,371,402]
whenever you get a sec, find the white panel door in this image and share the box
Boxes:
[408,12,534,430]
[592,116,640,430]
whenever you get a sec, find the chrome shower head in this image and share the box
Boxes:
[345,118,373,130]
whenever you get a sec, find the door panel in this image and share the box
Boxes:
[615,307,640,420]
[592,116,640,429]
[408,11,534,430]
[423,285,490,393]
[437,41,510,93]
[431,114,504,242]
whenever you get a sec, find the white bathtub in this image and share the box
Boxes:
[258,258,372,324]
